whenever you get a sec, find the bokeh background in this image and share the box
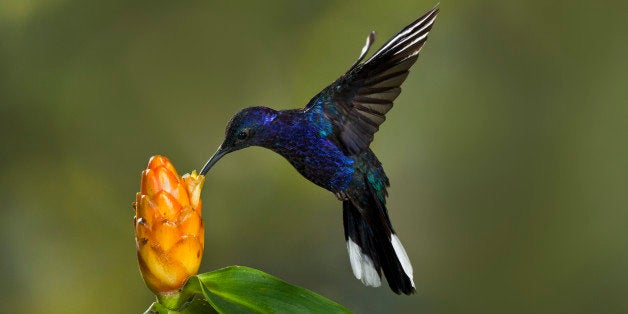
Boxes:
[1,1,627,313]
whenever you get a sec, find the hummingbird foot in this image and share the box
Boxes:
[335,191,350,201]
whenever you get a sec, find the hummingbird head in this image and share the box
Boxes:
[200,106,277,175]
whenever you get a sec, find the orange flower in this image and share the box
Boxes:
[134,155,205,295]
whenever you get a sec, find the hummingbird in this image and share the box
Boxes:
[200,7,439,295]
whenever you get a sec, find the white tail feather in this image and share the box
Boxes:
[347,239,381,287]
[391,234,415,287]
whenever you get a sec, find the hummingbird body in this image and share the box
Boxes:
[201,7,439,295]
[264,108,357,193]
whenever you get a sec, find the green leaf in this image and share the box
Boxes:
[144,297,217,314]
[186,266,351,314]
[143,301,174,314]
[180,297,218,314]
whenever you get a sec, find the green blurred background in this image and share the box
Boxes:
[1,1,627,313]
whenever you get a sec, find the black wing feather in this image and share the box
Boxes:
[306,7,439,155]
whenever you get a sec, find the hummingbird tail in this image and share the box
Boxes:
[343,200,416,295]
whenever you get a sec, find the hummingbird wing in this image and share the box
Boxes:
[305,7,439,155]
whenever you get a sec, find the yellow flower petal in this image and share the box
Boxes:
[134,155,205,295]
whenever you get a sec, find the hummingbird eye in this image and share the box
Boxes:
[237,129,249,140]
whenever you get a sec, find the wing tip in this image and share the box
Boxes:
[350,31,377,71]
[364,5,440,64]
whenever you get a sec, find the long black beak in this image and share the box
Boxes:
[200,146,228,175]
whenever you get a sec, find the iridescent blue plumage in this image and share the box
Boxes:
[200,7,439,295]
